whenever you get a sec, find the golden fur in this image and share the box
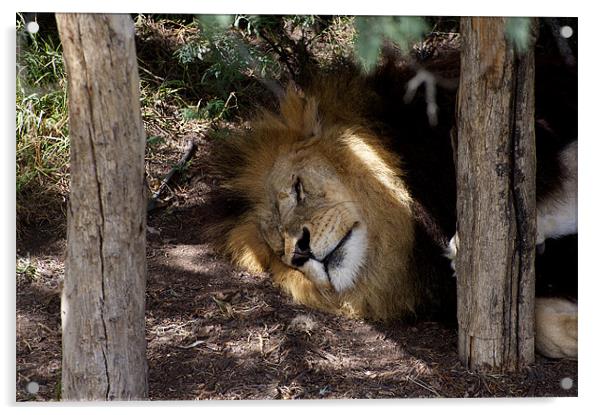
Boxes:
[216,74,577,359]
[221,82,419,320]
[535,298,578,359]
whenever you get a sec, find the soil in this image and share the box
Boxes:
[16,134,578,401]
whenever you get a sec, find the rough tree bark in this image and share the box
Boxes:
[455,17,537,371]
[57,14,148,399]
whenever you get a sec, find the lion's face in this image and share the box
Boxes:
[221,87,416,318]
[257,143,368,292]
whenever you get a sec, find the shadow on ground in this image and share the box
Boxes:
[16,136,577,401]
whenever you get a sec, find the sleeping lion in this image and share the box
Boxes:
[215,53,577,360]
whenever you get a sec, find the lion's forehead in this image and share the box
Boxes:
[269,146,336,178]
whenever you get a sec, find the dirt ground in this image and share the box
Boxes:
[16,132,578,401]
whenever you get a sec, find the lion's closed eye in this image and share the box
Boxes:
[293,176,305,203]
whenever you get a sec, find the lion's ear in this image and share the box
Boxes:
[279,85,321,139]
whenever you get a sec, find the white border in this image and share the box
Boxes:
[6,0,584,16]
[4,1,601,414]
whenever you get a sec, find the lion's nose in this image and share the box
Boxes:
[291,227,312,267]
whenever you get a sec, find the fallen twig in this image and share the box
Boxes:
[178,340,205,349]
[147,138,198,212]
[405,375,441,397]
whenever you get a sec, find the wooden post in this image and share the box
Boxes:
[57,14,148,399]
[455,17,537,371]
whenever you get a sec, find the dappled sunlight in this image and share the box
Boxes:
[17,13,579,400]
[161,244,224,274]
[343,133,410,203]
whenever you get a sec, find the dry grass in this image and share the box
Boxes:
[16,15,578,401]
[16,14,298,231]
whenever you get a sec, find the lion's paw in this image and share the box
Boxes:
[535,297,577,359]
[443,232,459,277]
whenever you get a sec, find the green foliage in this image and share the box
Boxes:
[202,98,228,118]
[234,14,317,37]
[15,13,425,230]
[16,256,38,281]
[354,16,428,70]
[234,15,283,37]
[231,15,352,75]
[196,14,235,31]
[175,42,210,64]
[173,15,281,104]
[146,135,165,146]
[174,160,192,174]
[182,96,234,122]
[506,17,534,54]
[290,15,317,29]
[16,16,70,215]
[160,14,354,123]
[139,79,187,119]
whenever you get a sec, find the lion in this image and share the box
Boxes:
[214,57,577,359]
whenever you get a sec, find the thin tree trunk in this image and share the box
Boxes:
[455,17,537,372]
[57,13,148,399]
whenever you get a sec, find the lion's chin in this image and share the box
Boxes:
[300,226,368,293]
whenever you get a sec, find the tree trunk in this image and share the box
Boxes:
[455,17,537,372]
[57,14,148,400]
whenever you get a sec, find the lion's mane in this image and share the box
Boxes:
[213,62,458,321]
